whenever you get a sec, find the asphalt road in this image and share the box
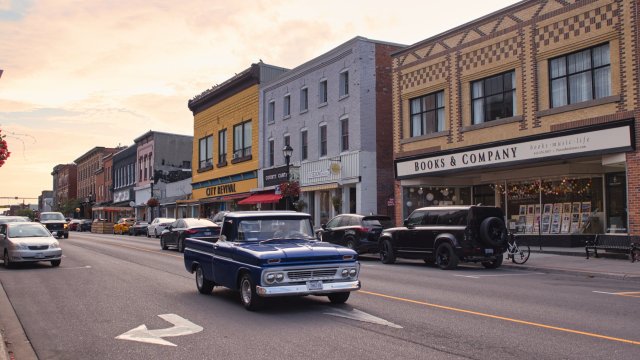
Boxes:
[0,232,638,360]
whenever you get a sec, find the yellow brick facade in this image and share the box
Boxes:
[191,84,260,201]
[392,0,639,233]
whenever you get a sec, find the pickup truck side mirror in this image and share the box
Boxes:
[403,219,411,228]
[321,224,327,230]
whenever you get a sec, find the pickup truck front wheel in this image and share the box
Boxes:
[240,273,264,311]
[195,266,214,294]
[328,292,350,304]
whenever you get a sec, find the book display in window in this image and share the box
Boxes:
[580,202,592,232]
[570,213,581,233]
[550,203,563,234]
[541,204,552,233]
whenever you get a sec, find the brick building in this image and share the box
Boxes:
[392,0,638,246]
[188,62,288,218]
[50,163,77,210]
[74,146,121,218]
[257,37,403,226]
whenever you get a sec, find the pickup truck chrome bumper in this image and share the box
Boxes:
[256,280,361,297]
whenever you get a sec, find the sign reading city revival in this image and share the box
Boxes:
[396,125,632,178]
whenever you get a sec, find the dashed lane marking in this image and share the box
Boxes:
[593,291,640,298]
[454,272,544,279]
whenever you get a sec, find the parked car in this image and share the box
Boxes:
[378,205,508,270]
[0,216,30,224]
[183,211,360,311]
[147,217,174,238]
[128,221,149,236]
[316,214,392,254]
[160,218,220,252]
[113,218,135,235]
[211,211,229,226]
[78,219,92,232]
[36,212,69,239]
[68,219,82,231]
[0,222,62,268]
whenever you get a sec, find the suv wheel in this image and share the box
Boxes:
[380,239,396,264]
[482,255,503,269]
[479,217,508,247]
[435,243,459,270]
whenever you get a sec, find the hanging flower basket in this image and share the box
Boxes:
[0,129,10,168]
[279,181,300,198]
[147,197,160,207]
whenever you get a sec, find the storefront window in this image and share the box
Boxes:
[319,191,330,225]
[504,177,604,235]
[402,186,471,218]
[605,172,626,233]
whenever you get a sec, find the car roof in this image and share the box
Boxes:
[225,211,309,219]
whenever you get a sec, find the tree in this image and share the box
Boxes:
[0,128,10,168]
[15,208,35,220]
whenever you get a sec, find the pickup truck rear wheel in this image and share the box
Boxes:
[195,265,214,294]
[240,273,264,311]
[435,243,459,270]
[328,292,350,304]
[380,239,396,264]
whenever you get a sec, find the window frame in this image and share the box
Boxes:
[218,129,227,167]
[340,117,349,152]
[409,90,445,137]
[232,120,252,163]
[319,79,328,105]
[339,70,349,98]
[267,100,275,123]
[283,94,291,118]
[548,43,611,108]
[198,135,214,170]
[319,124,327,157]
[268,138,275,167]
[471,70,516,125]
[300,129,308,161]
[300,87,308,113]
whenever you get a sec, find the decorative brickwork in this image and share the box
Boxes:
[458,37,519,71]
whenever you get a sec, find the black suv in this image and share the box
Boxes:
[317,214,392,254]
[378,205,507,269]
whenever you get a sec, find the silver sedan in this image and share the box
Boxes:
[0,222,62,268]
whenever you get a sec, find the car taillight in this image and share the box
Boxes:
[356,227,369,233]
[185,229,198,234]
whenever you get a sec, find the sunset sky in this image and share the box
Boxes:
[0,0,515,207]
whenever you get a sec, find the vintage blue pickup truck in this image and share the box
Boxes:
[184,211,361,311]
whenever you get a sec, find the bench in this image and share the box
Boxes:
[585,234,639,262]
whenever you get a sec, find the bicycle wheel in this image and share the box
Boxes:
[511,244,530,264]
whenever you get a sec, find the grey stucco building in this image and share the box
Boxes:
[258,36,404,226]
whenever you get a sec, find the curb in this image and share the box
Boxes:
[502,263,640,282]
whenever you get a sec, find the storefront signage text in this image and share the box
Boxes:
[205,183,236,196]
[397,125,632,178]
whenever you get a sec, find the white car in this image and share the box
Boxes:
[0,222,62,268]
[147,217,174,238]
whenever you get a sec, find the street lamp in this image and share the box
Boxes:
[282,145,293,210]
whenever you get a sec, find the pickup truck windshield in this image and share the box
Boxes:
[40,213,65,221]
[237,218,315,241]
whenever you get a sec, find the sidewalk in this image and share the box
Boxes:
[501,246,640,282]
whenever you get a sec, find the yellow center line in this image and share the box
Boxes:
[88,239,183,259]
[359,290,640,346]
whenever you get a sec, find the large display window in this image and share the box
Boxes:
[402,186,471,218]
[500,176,605,235]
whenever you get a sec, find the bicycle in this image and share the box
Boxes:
[506,233,530,264]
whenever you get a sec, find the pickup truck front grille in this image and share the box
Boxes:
[287,268,337,280]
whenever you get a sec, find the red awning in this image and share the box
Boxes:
[238,193,282,205]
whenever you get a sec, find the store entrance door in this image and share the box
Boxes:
[605,172,627,233]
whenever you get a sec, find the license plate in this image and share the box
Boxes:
[307,280,323,291]
[35,253,44,259]
[485,248,494,255]
[204,232,212,236]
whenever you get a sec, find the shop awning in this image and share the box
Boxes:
[238,193,282,205]
[199,193,250,204]
[300,183,339,192]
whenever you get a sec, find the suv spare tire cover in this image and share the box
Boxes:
[479,217,507,247]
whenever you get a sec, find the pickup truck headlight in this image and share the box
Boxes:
[264,272,285,284]
[341,267,358,278]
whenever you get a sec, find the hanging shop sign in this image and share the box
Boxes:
[396,123,634,179]
[263,166,299,187]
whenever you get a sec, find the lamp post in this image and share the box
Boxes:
[282,145,293,210]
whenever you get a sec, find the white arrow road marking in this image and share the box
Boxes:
[324,308,403,329]
[115,314,203,346]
